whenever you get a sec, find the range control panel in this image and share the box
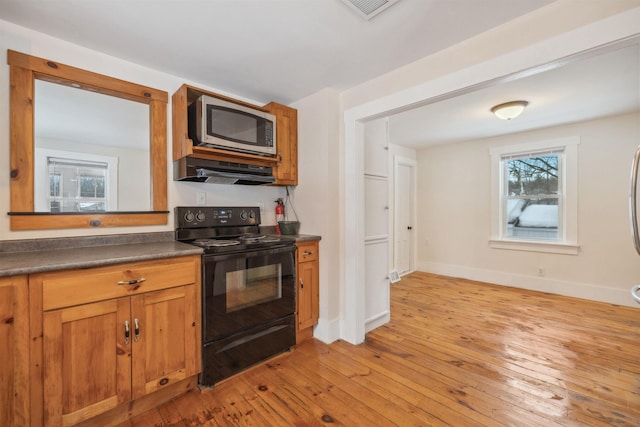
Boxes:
[175,206,261,228]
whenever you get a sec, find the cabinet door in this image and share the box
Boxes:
[364,118,388,177]
[297,260,319,330]
[0,276,29,427]
[364,240,390,333]
[365,175,389,240]
[43,298,131,426]
[267,102,298,186]
[131,285,199,399]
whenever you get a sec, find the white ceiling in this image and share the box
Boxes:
[388,41,640,148]
[2,0,638,150]
[0,0,552,105]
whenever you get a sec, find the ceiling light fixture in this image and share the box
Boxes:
[491,100,529,120]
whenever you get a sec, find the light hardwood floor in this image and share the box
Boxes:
[118,272,640,426]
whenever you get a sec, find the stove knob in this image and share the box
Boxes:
[196,212,206,222]
[240,210,248,220]
[184,212,195,222]
[249,210,256,219]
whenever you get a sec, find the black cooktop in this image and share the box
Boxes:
[175,206,295,254]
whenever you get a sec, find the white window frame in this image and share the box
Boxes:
[35,148,118,212]
[489,137,580,255]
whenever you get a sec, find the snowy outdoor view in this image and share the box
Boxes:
[504,153,560,240]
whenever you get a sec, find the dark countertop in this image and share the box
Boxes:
[0,232,202,278]
[259,226,321,243]
[292,234,322,243]
[0,231,321,278]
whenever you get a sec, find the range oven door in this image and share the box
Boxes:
[202,244,296,343]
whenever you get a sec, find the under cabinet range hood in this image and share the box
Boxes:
[174,157,275,185]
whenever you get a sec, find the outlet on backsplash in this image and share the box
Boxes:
[197,192,206,205]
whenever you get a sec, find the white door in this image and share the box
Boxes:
[395,157,416,276]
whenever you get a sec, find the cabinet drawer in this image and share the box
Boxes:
[41,257,197,311]
[297,241,319,263]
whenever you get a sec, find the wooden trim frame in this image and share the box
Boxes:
[7,50,168,230]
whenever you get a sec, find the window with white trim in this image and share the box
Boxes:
[490,137,579,255]
[34,148,118,213]
[47,157,108,212]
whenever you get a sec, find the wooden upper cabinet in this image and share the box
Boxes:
[171,84,298,185]
[266,102,298,186]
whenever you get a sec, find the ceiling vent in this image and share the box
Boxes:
[340,0,400,20]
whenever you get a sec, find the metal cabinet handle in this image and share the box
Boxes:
[124,320,130,345]
[117,277,146,286]
[303,251,314,256]
[134,318,140,342]
[300,278,305,289]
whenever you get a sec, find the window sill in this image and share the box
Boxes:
[489,239,579,255]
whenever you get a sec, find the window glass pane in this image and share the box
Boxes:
[47,157,109,212]
[49,173,60,197]
[79,176,105,198]
[504,153,561,241]
[506,155,558,196]
[506,197,558,239]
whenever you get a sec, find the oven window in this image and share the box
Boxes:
[225,264,282,312]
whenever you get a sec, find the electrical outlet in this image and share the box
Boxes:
[538,268,545,277]
[197,192,206,206]
[257,203,265,214]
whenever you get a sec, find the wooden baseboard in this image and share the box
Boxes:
[73,375,198,427]
[296,326,314,344]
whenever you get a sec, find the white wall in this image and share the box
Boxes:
[0,19,287,240]
[338,4,640,343]
[291,88,342,342]
[416,113,640,306]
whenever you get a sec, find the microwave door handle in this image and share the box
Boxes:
[630,146,640,255]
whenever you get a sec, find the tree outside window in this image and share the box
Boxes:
[503,152,561,240]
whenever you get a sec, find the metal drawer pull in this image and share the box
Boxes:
[117,277,146,286]
[134,318,140,342]
[124,320,130,345]
[300,278,304,289]
[303,251,314,256]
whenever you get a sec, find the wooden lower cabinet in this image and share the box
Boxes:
[43,298,132,426]
[31,255,201,427]
[296,241,319,343]
[0,275,30,427]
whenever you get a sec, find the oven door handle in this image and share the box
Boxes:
[203,243,296,261]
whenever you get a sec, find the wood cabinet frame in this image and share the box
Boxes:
[0,275,30,426]
[171,84,297,185]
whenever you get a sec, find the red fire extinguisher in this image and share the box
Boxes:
[275,198,285,234]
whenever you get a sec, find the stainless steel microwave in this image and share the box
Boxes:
[188,95,276,157]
